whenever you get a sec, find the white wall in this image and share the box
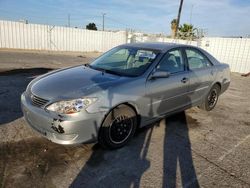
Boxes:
[172,37,250,74]
[200,37,250,73]
[1,20,250,73]
[131,34,198,46]
[131,34,250,73]
[0,20,127,52]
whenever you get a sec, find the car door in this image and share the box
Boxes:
[145,48,190,117]
[184,48,215,104]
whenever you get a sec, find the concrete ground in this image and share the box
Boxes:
[0,50,250,188]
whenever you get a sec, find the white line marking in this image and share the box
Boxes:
[218,134,250,161]
[184,134,250,187]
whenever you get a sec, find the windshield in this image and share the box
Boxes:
[89,47,158,77]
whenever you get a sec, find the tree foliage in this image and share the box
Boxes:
[178,23,196,40]
[171,19,177,30]
[86,23,97,30]
[171,19,177,38]
[170,19,197,40]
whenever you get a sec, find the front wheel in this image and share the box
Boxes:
[200,84,220,111]
[98,105,137,149]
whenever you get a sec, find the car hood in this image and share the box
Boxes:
[30,65,123,100]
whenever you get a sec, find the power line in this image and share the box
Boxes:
[105,16,129,27]
[0,9,154,32]
[0,9,132,29]
[0,9,102,20]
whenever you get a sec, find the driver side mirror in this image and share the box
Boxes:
[149,70,170,80]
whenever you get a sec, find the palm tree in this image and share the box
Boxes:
[178,23,197,40]
[171,19,177,38]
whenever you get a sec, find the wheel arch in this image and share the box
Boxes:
[213,82,222,93]
[99,102,141,134]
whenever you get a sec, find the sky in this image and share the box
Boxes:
[0,0,250,36]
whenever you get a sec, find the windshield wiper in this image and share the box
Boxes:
[88,65,124,76]
[84,63,92,68]
[103,69,124,76]
[84,64,104,72]
[84,64,125,76]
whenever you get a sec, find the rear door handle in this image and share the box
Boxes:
[181,77,188,83]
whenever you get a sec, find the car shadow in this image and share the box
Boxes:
[70,111,199,187]
[0,68,53,125]
[70,123,154,188]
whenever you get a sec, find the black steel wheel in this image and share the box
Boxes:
[109,115,133,144]
[200,84,220,111]
[99,104,137,149]
[207,88,218,108]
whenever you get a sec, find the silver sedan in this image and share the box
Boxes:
[21,43,230,149]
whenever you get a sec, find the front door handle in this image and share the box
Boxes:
[181,77,188,83]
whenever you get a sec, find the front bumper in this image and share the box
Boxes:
[21,93,105,145]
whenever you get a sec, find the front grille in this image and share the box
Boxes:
[31,94,49,107]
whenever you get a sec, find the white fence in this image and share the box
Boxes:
[200,38,250,74]
[172,37,250,74]
[132,35,250,73]
[0,20,127,52]
[0,20,250,73]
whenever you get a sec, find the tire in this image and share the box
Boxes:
[98,104,137,149]
[200,84,220,111]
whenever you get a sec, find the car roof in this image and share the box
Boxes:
[119,42,194,52]
[118,42,220,65]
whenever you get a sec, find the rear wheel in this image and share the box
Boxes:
[98,105,137,149]
[200,84,220,111]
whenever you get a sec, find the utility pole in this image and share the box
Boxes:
[190,4,194,25]
[175,0,184,38]
[102,13,106,31]
[68,14,70,27]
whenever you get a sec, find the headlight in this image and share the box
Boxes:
[46,98,97,114]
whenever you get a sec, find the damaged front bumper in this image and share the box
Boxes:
[21,93,104,145]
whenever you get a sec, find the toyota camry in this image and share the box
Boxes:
[21,43,230,149]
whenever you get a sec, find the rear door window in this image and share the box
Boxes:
[185,49,212,70]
